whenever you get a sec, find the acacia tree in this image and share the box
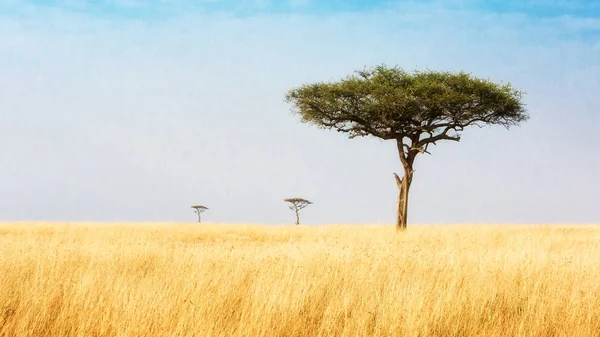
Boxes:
[285,65,528,231]
[284,198,312,225]
[191,205,208,223]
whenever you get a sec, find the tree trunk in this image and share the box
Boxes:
[394,171,412,231]
[295,210,300,225]
[394,138,416,231]
[197,213,202,223]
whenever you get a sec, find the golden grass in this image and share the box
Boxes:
[1,222,599,337]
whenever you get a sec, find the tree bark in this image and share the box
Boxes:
[197,213,202,223]
[394,171,413,231]
[295,210,300,225]
[395,139,415,231]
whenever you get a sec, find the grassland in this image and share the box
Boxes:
[1,223,599,337]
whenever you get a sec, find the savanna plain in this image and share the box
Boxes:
[1,223,599,337]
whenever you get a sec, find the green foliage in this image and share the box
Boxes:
[285,65,528,150]
[284,198,312,211]
[191,205,208,214]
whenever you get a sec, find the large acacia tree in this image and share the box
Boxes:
[285,65,528,231]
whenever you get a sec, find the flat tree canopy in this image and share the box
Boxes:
[285,65,528,230]
[284,198,312,209]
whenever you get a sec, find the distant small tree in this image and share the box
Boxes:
[284,198,312,225]
[191,205,208,223]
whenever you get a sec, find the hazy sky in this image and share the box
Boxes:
[1,0,599,225]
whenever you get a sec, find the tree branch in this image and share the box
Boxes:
[393,173,402,188]
[306,101,398,140]
[415,125,461,148]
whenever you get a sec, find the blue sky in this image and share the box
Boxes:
[1,0,599,224]
[6,0,600,18]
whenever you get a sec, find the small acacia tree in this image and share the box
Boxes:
[284,198,312,225]
[285,65,528,231]
[191,205,208,223]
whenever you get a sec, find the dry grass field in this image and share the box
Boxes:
[1,223,599,337]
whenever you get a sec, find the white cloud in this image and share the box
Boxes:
[550,15,600,31]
